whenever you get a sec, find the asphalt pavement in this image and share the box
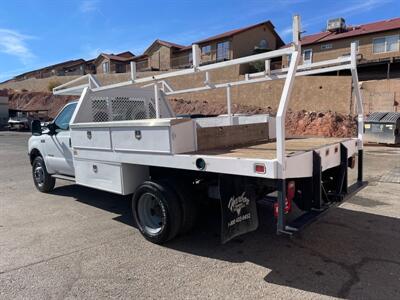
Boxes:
[1,132,399,299]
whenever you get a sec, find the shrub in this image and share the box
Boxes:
[47,80,61,92]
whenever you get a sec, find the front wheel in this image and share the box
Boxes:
[32,156,55,193]
[132,181,182,244]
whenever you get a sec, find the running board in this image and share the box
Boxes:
[280,180,368,235]
[51,174,75,182]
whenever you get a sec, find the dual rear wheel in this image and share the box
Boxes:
[132,179,197,244]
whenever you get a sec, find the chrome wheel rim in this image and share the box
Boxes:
[137,192,165,235]
[34,164,45,186]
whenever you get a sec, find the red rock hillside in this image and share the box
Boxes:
[5,91,357,137]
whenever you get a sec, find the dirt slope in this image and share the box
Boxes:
[170,98,357,137]
[7,90,76,118]
[5,91,357,137]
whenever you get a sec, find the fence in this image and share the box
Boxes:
[136,60,149,72]
[171,53,192,69]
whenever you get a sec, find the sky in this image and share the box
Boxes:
[0,0,399,81]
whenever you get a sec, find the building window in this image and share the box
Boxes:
[352,40,359,53]
[201,45,211,55]
[303,49,312,64]
[188,52,193,64]
[321,43,332,50]
[102,61,110,73]
[217,41,230,61]
[373,35,399,53]
[287,54,292,66]
[116,64,125,73]
[258,39,268,50]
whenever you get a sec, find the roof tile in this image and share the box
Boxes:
[301,17,400,45]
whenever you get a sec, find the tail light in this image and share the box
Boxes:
[254,163,266,174]
[274,181,295,218]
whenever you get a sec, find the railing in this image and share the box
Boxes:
[200,49,232,65]
[171,53,192,69]
[135,60,149,72]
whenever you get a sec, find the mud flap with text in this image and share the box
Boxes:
[219,174,259,244]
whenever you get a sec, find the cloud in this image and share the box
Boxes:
[335,0,392,16]
[280,0,393,38]
[304,0,393,29]
[0,28,35,64]
[79,0,100,13]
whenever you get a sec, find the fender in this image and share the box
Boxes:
[28,135,54,173]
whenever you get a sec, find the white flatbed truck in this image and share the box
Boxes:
[28,17,367,244]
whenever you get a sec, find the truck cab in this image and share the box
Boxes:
[29,101,77,185]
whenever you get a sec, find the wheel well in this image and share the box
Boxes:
[30,149,42,165]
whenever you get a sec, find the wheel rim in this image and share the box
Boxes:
[137,192,165,235]
[34,164,45,186]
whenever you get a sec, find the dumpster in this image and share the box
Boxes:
[364,112,400,145]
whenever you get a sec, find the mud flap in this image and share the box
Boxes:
[219,174,259,244]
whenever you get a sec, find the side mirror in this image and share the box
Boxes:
[31,120,42,136]
[47,123,57,135]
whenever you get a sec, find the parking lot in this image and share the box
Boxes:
[0,131,399,299]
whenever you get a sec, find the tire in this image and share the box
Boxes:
[32,156,56,193]
[132,180,182,244]
[167,179,198,234]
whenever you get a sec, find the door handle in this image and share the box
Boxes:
[69,138,72,148]
[40,139,45,143]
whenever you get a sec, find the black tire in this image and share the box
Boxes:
[167,179,198,234]
[132,180,182,244]
[32,156,56,193]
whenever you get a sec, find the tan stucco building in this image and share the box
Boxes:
[94,52,135,74]
[282,17,400,79]
[134,20,284,71]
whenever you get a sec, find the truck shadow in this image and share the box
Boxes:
[52,184,135,226]
[169,204,400,298]
[52,184,400,299]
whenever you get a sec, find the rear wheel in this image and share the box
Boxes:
[32,156,55,193]
[132,181,182,244]
[167,179,198,234]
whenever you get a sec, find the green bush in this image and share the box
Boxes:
[248,61,265,73]
[47,80,61,92]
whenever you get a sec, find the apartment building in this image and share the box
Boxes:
[283,17,400,79]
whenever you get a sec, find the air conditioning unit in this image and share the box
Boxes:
[327,18,346,32]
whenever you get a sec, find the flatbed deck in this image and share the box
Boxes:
[192,137,350,159]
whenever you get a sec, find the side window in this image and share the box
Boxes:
[303,49,313,64]
[54,103,77,130]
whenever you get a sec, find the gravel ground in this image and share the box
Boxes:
[0,132,399,299]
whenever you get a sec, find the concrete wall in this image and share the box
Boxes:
[360,78,400,113]
[283,29,400,67]
[165,72,353,113]
[0,71,172,92]
[4,63,399,115]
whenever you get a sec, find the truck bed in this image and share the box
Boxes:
[192,137,350,159]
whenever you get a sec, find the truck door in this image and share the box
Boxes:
[44,102,77,176]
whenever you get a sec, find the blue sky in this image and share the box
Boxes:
[0,0,399,81]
